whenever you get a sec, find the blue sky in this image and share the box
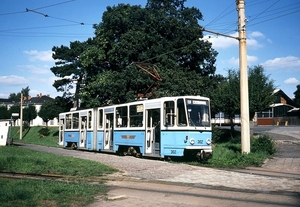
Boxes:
[0,0,299,99]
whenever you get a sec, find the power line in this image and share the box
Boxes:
[0,0,75,16]
[31,0,75,11]
[249,0,281,22]
[0,24,87,33]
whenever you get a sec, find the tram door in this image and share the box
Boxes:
[104,113,114,150]
[58,116,64,146]
[145,109,161,155]
[79,114,87,148]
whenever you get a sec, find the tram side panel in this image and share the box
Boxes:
[160,130,212,157]
[64,131,80,148]
[113,130,145,154]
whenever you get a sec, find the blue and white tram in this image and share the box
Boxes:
[58,96,213,160]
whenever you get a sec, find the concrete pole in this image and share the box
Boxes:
[20,93,23,140]
[236,0,250,153]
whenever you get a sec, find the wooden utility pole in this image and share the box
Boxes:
[236,0,250,153]
[20,93,23,140]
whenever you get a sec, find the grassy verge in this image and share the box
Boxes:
[192,127,276,168]
[10,126,59,147]
[0,179,105,207]
[10,125,276,169]
[0,145,118,207]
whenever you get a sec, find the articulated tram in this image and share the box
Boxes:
[58,96,212,160]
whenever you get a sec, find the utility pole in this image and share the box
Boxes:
[20,93,23,140]
[237,0,250,153]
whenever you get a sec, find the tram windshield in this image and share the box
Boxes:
[186,99,210,127]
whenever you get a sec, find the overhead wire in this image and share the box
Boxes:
[0,0,93,38]
[248,0,281,23]
[201,0,300,36]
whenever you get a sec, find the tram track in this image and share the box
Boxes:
[0,170,116,184]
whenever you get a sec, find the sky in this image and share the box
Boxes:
[0,0,299,100]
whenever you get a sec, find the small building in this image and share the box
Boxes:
[0,93,59,127]
[255,89,299,126]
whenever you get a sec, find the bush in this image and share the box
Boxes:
[251,134,276,155]
[212,126,241,144]
[38,127,50,137]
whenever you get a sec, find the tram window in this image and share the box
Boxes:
[98,109,103,128]
[177,99,187,126]
[88,111,92,129]
[116,106,128,127]
[73,113,79,129]
[164,101,175,126]
[66,114,72,129]
[130,104,143,127]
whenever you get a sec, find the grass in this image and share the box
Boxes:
[0,146,118,176]
[2,125,276,206]
[0,179,105,207]
[10,126,59,147]
[190,127,276,168]
[1,128,118,207]
[9,125,276,169]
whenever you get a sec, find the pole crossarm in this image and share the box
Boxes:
[200,27,239,40]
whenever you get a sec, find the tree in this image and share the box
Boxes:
[293,84,300,107]
[211,65,275,134]
[23,104,37,127]
[51,40,93,108]
[211,69,240,132]
[0,105,9,119]
[21,86,30,100]
[76,0,218,108]
[248,65,276,120]
[38,100,62,127]
[8,105,20,126]
[8,93,20,101]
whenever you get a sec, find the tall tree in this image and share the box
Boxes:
[212,65,275,133]
[211,69,240,132]
[23,104,37,127]
[293,84,300,107]
[0,105,9,119]
[38,100,62,127]
[21,86,30,100]
[248,65,276,120]
[8,93,20,101]
[79,0,218,108]
[51,40,93,107]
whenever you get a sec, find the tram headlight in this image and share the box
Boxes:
[190,138,195,145]
[206,138,212,145]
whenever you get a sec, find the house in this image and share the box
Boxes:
[254,89,299,126]
[1,93,59,127]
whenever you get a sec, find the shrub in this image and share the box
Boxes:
[38,127,50,137]
[212,126,241,144]
[251,134,276,155]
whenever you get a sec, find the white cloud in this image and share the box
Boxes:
[247,38,263,49]
[18,64,51,75]
[248,31,264,38]
[0,75,29,86]
[262,56,300,70]
[204,33,238,49]
[284,78,299,84]
[23,50,54,62]
[204,31,264,49]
